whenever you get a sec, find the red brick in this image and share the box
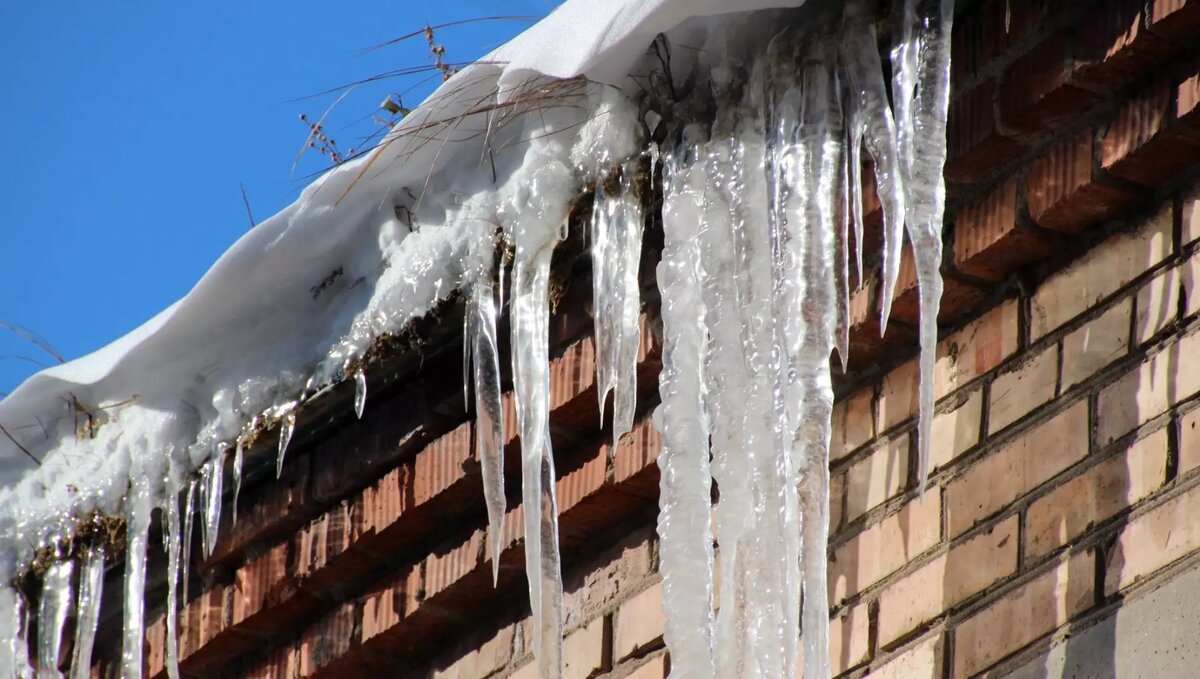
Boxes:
[1102,78,1200,186]
[1072,0,1175,90]
[296,603,356,677]
[1026,427,1168,558]
[230,542,317,635]
[988,345,1058,433]
[414,423,472,506]
[1149,0,1200,38]
[878,516,1019,646]
[845,434,909,521]
[953,552,1094,678]
[934,300,1021,398]
[615,582,664,661]
[829,491,941,605]
[946,80,1022,182]
[564,615,608,679]
[1135,265,1180,343]
[557,444,607,513]
[999,34,1099,132]
[432,622,516,678]
[829,602,870,675]
[612,418,660,494]
[208,454,313,566]
[870,634,944,679]
[1026,130,1140,232]
[946,401,1088,536]
[423,529,484,600]
[929,389,983,470]
[950,0,1010,86]
[360,568,420,643]
[1060,298,1131,389]
[1031,205,1173,339]
[1097,329,1200,444]
[890,243,986,327]
[625,656,667,679]
[1182,406,1200,474]
[1104,480,1200,595]
[293,499,379,594]
[954,177,1052,281]
[831,387,874,463]
[1179,68,1200,127]
[851,277,917,362]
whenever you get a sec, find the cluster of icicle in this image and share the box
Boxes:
[462,0,954,678]
[0,437,244,679]
[656,0,954,675]
[0,0,952,675]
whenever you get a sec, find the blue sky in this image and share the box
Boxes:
[0,1,556,396]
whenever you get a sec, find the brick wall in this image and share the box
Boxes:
[83,0,1200,677]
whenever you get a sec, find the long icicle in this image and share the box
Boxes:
[843,0,907,330]
[897,0,955,489]
[590,164,645,447]
[36,558,74,679]
[510,223,563,678]
[179,476,198,624]
[69,545,105,679]
[200,448,224,560]
[121,474,153,679]
[467,222,507,584]
[0,585,31,679]
[764,47,808,678]
[162,473,184,679]
[656,128,716,679]
[796,41,842,679]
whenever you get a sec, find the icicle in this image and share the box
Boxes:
[162,481,183,679]
[510,222,563,678]
[589,163,645,447]
[36,559,73,679]
[180,477,198,617]
[69,545,104,679]
[793,43,842,679]
[466,223,507,585]
[762,51,808,679]
[895,0,955,489]
[0,586,31,679]
[713,86,777,679]
[200,450,224,560]
[121,474,153,679]
[842,0,906,329]
[231,437,244,526]
[276,409,296,478]
[835,129,852,373]
[655,129,716,679]
[353,368,367,420]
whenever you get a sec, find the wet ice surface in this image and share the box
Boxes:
[0,0,956,676]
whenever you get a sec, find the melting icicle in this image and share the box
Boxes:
[162,482,183,679]
[0,586,31,679]
[353,369,367,420]
[231,437,245,525]
[589,163,645,447]
[466,223,507,584]
[200,450,224,560]
[655,130,716,679]
[36,559,73,679]
[510,224,563,678]
[894,0,955,489]
[180,476,198,617]
[793,43,842,679]
[69,545,104,679]
[843,0,907,329]
[121,475,153,679]
[276,409,296,478]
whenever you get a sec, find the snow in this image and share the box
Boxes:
[0,0,962,677]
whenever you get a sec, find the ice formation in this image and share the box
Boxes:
[0,0,955,676]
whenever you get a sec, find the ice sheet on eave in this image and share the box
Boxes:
[0,0,806,488]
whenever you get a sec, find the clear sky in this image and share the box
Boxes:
[0,1,558,396]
